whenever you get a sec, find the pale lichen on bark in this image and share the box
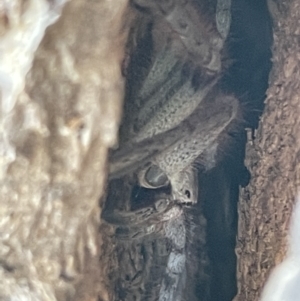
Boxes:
[0,0,131,300]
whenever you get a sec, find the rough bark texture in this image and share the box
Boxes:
[0,1,132,300]
[235,0,300,300]
[2,0,299,300]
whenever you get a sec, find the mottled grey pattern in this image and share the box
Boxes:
[103,0,235,300]
[132,0,224,72]
[110,0,237,203]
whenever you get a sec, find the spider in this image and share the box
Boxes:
[101,0,236,299]
[100,0,275,300]
[105,0,238,211]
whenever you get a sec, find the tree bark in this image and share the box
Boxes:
[235,0,300,300]
[1,0,300,300]
[0,1,131,300]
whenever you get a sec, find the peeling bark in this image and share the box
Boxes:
[236,0,300,300]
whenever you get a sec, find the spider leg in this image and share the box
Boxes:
[138,92,240,203]
[132,0,225,72]
[114,203,183,240]
[102,196,171,226]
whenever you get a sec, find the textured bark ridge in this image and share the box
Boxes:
[235,0,300,300]
[0,1,131,300]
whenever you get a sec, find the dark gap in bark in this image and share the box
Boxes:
[201,1,273,301]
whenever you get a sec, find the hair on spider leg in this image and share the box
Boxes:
[221,0,273,128]
[199,95,262,176]
[187,91,248,173]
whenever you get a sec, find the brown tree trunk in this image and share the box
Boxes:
[235,0,300,300]
[0,1,131,300]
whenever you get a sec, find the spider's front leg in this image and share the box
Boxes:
[103,194,183,240]
[114,202,183,240]
[101,176,184,240]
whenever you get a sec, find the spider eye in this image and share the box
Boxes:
[145,165,169,188]
[184,190,191,199]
